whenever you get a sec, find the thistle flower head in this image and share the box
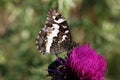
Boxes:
[48,44,107,80]
[67,44,107,80]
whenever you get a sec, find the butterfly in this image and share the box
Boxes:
[36,9,77,55]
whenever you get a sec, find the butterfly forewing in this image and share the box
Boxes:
[36,9,74,54]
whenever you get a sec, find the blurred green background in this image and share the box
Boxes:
[0,0,120,80]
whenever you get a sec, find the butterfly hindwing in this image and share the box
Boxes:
[36,9,73,54]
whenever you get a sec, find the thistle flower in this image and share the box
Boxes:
[48,44,107,80]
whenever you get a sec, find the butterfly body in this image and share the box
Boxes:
[36,9,77,54]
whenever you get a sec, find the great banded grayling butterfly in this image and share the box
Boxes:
[36,9,77,55]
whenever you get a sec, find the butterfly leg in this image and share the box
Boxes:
[55,54,59,58]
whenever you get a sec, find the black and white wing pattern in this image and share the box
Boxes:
[36,9,76,54]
